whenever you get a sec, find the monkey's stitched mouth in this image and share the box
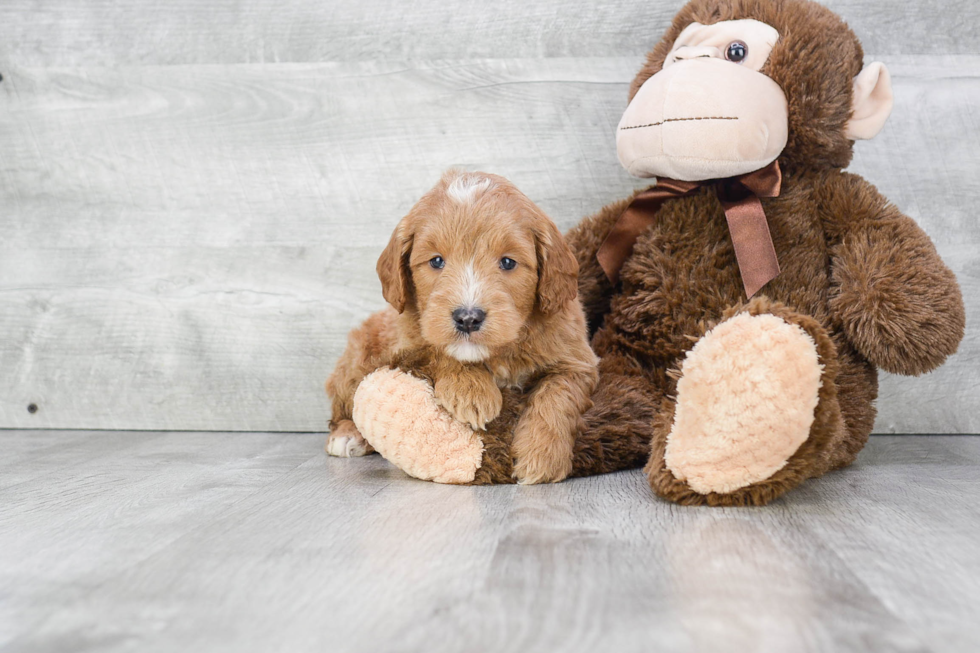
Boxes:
[620,116,739,130]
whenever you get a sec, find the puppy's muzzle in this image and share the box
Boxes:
[453,307,486,334]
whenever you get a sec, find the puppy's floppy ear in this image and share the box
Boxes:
[531,206,579,315]
[376,214,415,313]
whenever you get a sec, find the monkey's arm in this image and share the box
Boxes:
[564,195,634,334]
[819,172,965,376]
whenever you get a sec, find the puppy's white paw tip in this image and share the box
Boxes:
[325,434,369,458]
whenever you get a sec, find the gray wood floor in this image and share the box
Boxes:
[1,431,978,653]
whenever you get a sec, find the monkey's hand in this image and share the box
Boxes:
[826,177,964,376]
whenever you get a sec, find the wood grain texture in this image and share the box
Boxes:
[0,0,977,67]
[0,54,976,431]
[1,431,977,652]
[0,430,321,649]
[0,57,639,431]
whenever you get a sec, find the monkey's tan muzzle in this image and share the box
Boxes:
[617,58,788,182]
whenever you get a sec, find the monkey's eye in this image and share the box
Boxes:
[725,41,748,63]
[499,257,517,271]
[429,256,445,269]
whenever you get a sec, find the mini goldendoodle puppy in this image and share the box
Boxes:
[326,170,598,484]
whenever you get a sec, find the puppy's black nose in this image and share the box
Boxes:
[453,307,486,333]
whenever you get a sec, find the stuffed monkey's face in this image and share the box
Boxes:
[617,19,789,181]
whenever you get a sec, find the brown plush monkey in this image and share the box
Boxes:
[348,0,965,505]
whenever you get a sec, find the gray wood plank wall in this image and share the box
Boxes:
[0,1,976,432]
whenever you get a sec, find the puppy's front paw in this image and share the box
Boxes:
[511,421,574,484]
[325,420,375,458]
[433,374,502,431]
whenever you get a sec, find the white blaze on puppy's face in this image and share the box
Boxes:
[445,261,490,362]
[458,262,483,310]
[617,19,788,181]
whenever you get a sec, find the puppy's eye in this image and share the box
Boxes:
[429,256,445,270]
[499,257,517,271]
[725,41,748,63]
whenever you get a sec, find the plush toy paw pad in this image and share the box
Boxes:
[665,313,823,495]
[352,368,484,484]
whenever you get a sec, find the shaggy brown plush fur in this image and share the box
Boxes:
[556,0,964,505]
[564,170,962,504]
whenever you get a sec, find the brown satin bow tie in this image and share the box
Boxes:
[596,161,782,298]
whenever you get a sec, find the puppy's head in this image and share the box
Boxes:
[377,170,578,363]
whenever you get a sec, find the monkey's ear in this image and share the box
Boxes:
[845,62,894,140]
[532,209,579,316]
[376,216,414,313]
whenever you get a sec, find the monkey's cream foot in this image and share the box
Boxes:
[352,368,484,484]
[325,420,375,457]
[664,312,823,495]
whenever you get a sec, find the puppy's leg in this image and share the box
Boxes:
[432,361,502,431]
[512,362,597,484]
[325,308,398,457]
